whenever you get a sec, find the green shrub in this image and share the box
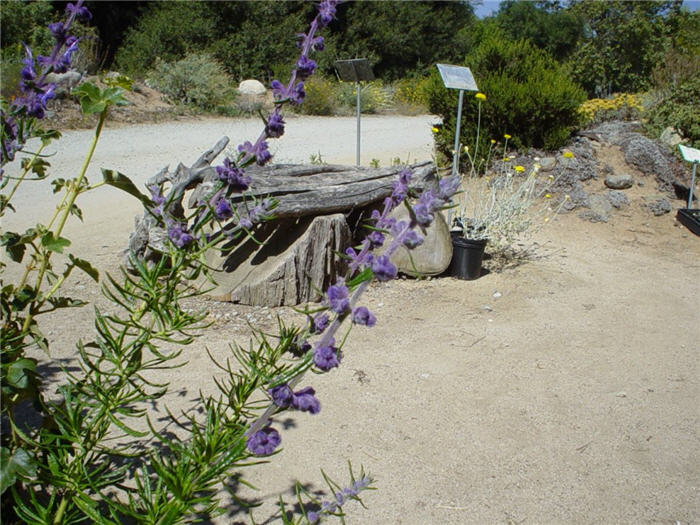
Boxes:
[336,81,390,114]
[425,34,586,164]
[147,53,233,110]
[392,76,431,113]
[644,77,700,149]
[296,76,336,116]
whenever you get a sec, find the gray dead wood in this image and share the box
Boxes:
[205,213,351,306]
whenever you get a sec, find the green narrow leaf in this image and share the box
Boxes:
[68,255,99,282]
[41,232,71,253]
[101,169,151,205]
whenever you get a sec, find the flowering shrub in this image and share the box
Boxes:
[0,2,459,523]
[578,93,643,126]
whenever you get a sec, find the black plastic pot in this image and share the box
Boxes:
[677,208,700,237]
[450,236,487,280]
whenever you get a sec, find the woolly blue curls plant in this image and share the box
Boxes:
[0,1,460,523]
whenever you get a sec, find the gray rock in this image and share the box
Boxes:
[45,70,82,97]
[607,190,629,209]
[642,195,671,216]
[539,157,557,172]
[605,174,634,190]
[660,127,684,148]
[580,194,613,222]
[237,79,266,96]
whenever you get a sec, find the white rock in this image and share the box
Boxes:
[238,79,266,96]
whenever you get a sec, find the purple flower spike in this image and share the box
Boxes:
[437,175,461,200]
[291,386,320,414]
[269,384,293,408]
[371,255,397,282]
[411,201,433,227]
[265,111,285,138]
[402,229,424,249]
[290,82,305,105]
[167,222,193,248]
[352,306,376,327]
[296,55,316,80]
[326,282,350,314]
[246,426,281,456]
[216,158,250,191]
[367,230,385,248]
[318,0,337,27]
[214,197,233,220]
[238,140,272,166]
[314,339,341,371]
[311,313,330,334]
[66,1,91,21]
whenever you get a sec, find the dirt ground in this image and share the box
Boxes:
[2,115,699,524]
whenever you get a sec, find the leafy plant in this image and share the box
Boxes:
[426,33,585,164]
[147,53,234,111]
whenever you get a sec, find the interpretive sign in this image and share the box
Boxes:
[678,144,699,208]
[436,64,478,92]
[335,59,374,165]
[435,64,479,176]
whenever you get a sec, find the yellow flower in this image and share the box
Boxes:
[463,145,469,153]
[431,127,439,133]
[545,193,551,199]
[563,151,574,159]
[503,157,510,162]
[490,139,496,144]
[544,217,549,223]
[504,134,511,140]
[514,165,525,172]
[475,92,486,101]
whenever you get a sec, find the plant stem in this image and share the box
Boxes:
[1,143,47,214]
[22,110,106,334]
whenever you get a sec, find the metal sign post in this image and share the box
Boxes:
[679,144,700,208]
[335,59,374,166]
[436,64,479,176]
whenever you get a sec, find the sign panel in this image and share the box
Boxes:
[335,59,374,82]
[436,63,478,91]
[679,144,700,164]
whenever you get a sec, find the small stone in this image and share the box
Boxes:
[642,195,671,216]
[493,291,502,298]
[660,126,684,148]
[539,157,557,172]
[483,305,493,311]
[605,174,634,190]
[581,193,613,223]
[607,190,629,209]
[615,391,627,398]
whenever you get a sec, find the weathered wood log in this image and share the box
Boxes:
[188,160,437,219]
[206,213,351,306]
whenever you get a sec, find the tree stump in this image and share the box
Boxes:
[205,213,351,306]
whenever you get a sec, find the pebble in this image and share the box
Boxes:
[483,305,493,311]
[493,291,502,298]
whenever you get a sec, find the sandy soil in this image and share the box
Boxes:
[2,115,698,524]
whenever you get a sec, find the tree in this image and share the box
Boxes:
[567,0,682,95]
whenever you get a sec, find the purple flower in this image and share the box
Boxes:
[265,111,285,138]
[238,140,272,166]
[371,255,397,282]
[66,1,91,21]
[167,222,193,248]
[367,230,385,248]
[411,201,433,227]
[270,79,286,99]
[216,158,250,190]
[307,511,320,523]
[314,339,341,371]
[311,313,330,334]
[291,386,320,414]
[290,82,305,105]
[214,197,233,220]
[246,426,281,456]
[351,306,376,327]
[296,55,316,80]
[269,384,293,408]
[326,282,349,314]
[248,198,274,224]
[318,0,337,26]
[402,229,424,249]
[352,476,371,491]
[48,22,67,43]
[1,114,19,164]
[437,175,460,200]
[238,215,253,230]
[311,35,325,51]
[148,184,166,215]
